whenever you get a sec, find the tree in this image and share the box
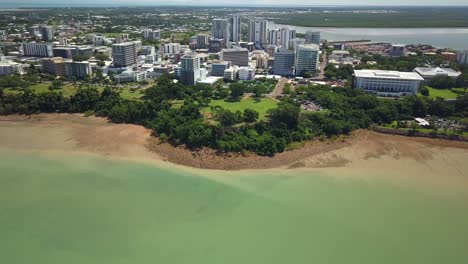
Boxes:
[49,80,63,90]
[72,54,91,62]
[243,108,259,123]
[420,86,430,96]
[229,82,245,99]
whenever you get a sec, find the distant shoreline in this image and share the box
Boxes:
[1,114,468,172]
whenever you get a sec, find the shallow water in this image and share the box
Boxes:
[1,149,468,264]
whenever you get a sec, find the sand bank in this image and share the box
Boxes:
[1,114,468,182]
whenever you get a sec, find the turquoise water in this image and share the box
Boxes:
[1,149,468,264]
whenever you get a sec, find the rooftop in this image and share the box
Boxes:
[354,69,424,81]
[413,67,461,78]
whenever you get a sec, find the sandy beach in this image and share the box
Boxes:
[1,113,468,182]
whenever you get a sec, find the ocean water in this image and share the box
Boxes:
[270,22,468,50]
[1,149,468,264]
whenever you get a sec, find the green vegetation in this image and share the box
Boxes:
[1,74,467,156]
[202,98,278,120]
[271,7,468,28]
[419,86,466,100]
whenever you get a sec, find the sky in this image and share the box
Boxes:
[1,0,468,7]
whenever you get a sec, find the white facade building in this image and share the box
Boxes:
[413,67,461,81]
[212,19,229,44]
[354,69,424,97]
[248,19,268,48]
[21,42,53,57]
[238,66,256,80]
[229,15,241,43]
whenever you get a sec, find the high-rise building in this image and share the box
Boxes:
[196,34,209,49]
[143,29,160,40]
[112,42,139,67]
[178,53,202,86]
[41,57,66,76]
[64,61,92,80]
[305,31,320,45]
[0,30,7,41]
[41,26,54,41]
[295,44,320,77]
[269,27,295,49]
[273,49,295,76]
[28,25,40,36]
[229,15,241,43]
[212,19,229,45]
[390,44,406,57]
[21,42,53,57]
[248,19,268,49]
[162,43,180,54]
[268,29,281,46]
[220,47,249,67]
[457,49,468,65]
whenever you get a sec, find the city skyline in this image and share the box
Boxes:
[1,0,468,7]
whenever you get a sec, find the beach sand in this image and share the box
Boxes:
[1,113,468,185]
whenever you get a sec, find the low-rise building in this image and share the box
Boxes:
[238,66,255,80]
[211,61,230,77]
[354,69,424,97]
[114,70,147,83]
[64,61,92,80]
[413,67,461,81]
[0,55,24,75]
[41,57,66,76]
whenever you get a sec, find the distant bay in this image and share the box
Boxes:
[270,22,468,50]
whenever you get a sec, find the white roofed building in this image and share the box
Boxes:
[413,67,461,81]
[354,69,424,97]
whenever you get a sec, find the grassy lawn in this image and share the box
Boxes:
[116,87,144,101]
[420,86,466,99]
[202,97,279,120]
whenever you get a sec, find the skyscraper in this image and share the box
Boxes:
[229,15,241,43]
[112,42,138,67]
[212,19,229,46]
[273,49,295,76]
[305,31,320,45]
[269,27,296,49]
[248,19,268,49]
[295,44,320,77]
[268,29,281,46]
[178,53,202,86]
[41,26,54,41]
[196,34,209,49]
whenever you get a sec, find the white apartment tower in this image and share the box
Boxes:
[212,19,229,45]
[229,15,241,43]
[248,19,268,49]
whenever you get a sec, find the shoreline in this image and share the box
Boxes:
[1,113,468,172]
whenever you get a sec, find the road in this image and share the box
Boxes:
[313,50,328,80]
[268,77,288,98]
